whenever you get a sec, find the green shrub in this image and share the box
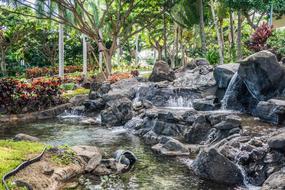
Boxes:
[61,83,76,91]
[206,49,220,65]
[268,30,285,58]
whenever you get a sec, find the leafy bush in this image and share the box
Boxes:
[0,78,65,114]
[267,30,285,59]
[25,65,91,78]
[61,83,76,91]
[246,22,273,52]
[206,49,220,65]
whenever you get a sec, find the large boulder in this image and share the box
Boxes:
[149,60,175,82]
[262,169,285,190]
[255,99,285,124]
[214,63,239,89]
[238,51,285,101]
[101,97,133,126]
[192,148,244,185]
[152,137,190,156]
[268,132,285,151]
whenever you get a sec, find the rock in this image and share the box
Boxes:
[195,58,210,66]
[101,97,133,126]
[193,98,216,111]
[255,99,285,124]
[152,119,183,137]
[69,94,89,106]
[84,98,106,112]
[184,115,212,144]
[238,51,285,101]
[262,168,285,190]
[14,133,39,142]
[268,132,285,151]
[71,146,101,161]
[149,60,175,82]
[85,154,102,172]
[80,118,100,125]
[42,164,54,176]
[152,137,190,156]
[90,82,111,95]
[214,63,239,89]
[214,115,241,130]
[192,148,243,185]
[124,117,144,130]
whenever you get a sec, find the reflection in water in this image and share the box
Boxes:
[0,119,230,190]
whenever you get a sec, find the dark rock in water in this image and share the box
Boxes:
[192,148,243,185]
[268,132,285,151]
[181,110,199,125]
[143,130,161,145]
[149,60,175,82]
[152,137,190,156]
[101,97,133,126]
[84,98,106,112]
[214,115,241,130]
[214,63,240,89]
[262,168,285,190]
[124,117,144,130]
[152,119,184,137]
[184,115,212,144]
[192,98,216,111]
[14,133,39,142]
[255,99,285,124]
[238,51,285,101]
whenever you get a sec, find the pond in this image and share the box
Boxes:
[0,118,230,190]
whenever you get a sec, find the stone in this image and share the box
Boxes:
[238,51,285,101]
[262,168,285,190]
[69,94,89,106]
[268,132,285,151]
[85,154,102,172]
[71,145,101,161]
[149,60,175,82]
[192,98,216,111]
[152,137,190,156]
[214,63,239,89]
[42,164,54,176]
[192,148,243,185]
[214,115,241,130]
[255,99,285,124]
[14,133,39,142]
[84,98,106,112]
[101,97,133,126]
[124,117,144,130]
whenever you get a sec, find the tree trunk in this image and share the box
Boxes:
[158,48,163,61]
[82,34,88,79]
[210,0,224,64]
[172,24,179,69]
[229,9,235,49]
[198,0,206,53]
[135,33,139,65]
[237,9,242,60]
[116,38,121,65]
[105,53,112,75]
[0,49,6,76]
[153,49,157,64]
[163,12,167,59]
[58,13,64,78]
[98,30,103,72]
[219,19,224,55]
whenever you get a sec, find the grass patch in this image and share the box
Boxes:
[0,140,44,189]
[62,87,90,99]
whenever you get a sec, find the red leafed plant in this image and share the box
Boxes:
[247,22,273,52]
[0,78,65,114]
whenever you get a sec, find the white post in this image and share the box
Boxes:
[58,21,64,78]
[82,34,88,78]
[269,3,274,26]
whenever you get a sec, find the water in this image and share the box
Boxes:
[222,72,239,109]
[167,96,193,108]
[0,119,230,190]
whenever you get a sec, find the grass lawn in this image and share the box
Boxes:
[0,140,44,189]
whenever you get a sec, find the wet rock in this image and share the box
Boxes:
[101,97,133,126]
[152,120,184,137]
[214,63,239,89]
[149,60,175,82]
[214,115,241,130]
[238,51,285,101]
[255,99,285,124]
[152,137,190,156]
[192,148,243,185]
[124,117,144,130]
[268,132,285,151]
[71,145,101,162]
[80,118,100,125]
[85,154,102,172]
[14,133,39,142]
[143,130,160,145]
[84,98,106,112]
[184,115,212,144]
[193,98,216,111]
[262,168,285,190]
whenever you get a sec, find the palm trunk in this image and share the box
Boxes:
[82,34,88,79]
[163,12,167,59]
[237,9,242,60]
[98,30,103,72]
[116,38,121,65]
[0,49,6,76]
[219,19,224,55]
[210,0,224,64]
[229,9,235,49]
[158,48,163,61]
[135,33,139,65]
[58,17,64,78]
[199,0,206,53]
[153,49,157,64]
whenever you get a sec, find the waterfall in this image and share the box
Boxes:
[167,96,193,108]
[221,72,239,109]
